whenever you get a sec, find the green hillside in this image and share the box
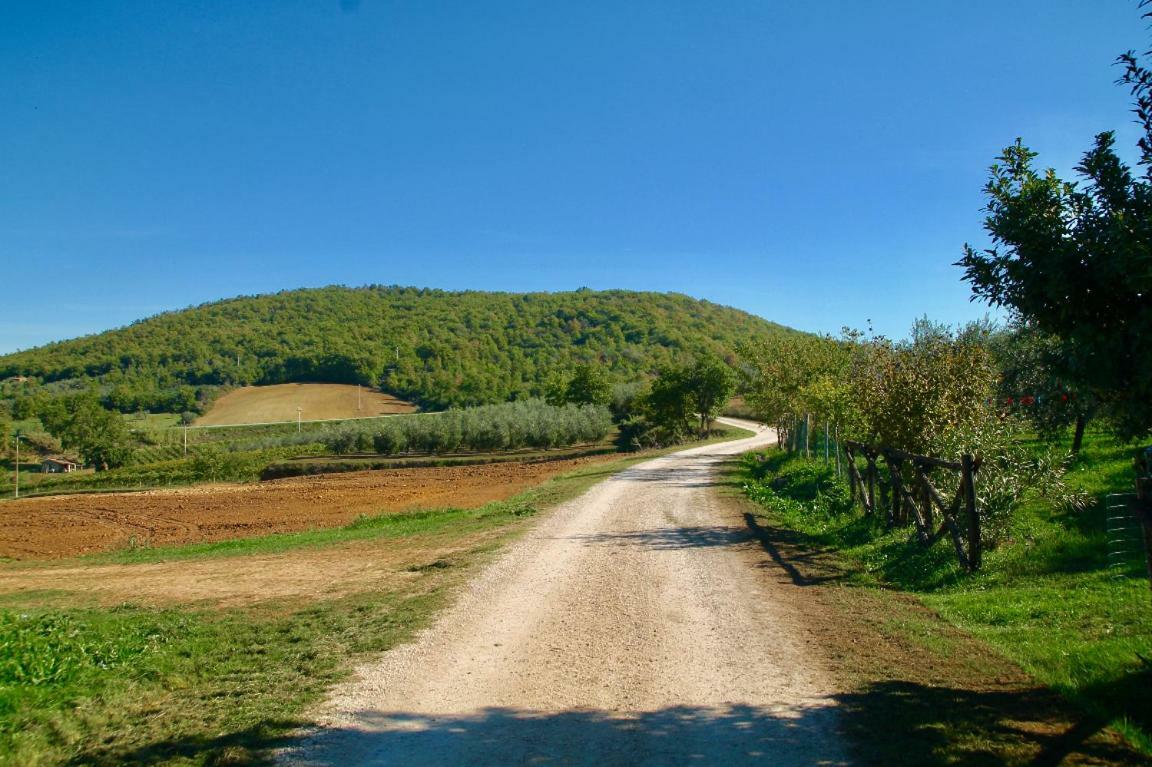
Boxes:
[0,286,793,410]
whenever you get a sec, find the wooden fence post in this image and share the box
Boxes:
[879,454,894,528]
[867,452,877,517]
[886,452,903,526]
[961,454,981,571]
[847,444,857,502]
[834,424,841,478]
[919,467,933,528]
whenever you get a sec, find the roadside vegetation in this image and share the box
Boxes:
[738,434,1151,757]
[736,22,1152,760]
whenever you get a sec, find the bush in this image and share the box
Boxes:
[931,419,1087,547]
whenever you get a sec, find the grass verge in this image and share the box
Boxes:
[735,436,1152,763]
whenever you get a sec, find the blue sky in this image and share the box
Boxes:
[0,1,1144,353]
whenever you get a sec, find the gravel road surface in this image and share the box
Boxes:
[282,418,849,766]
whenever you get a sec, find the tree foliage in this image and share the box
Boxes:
[638,357,735,443]
[683,358,736,435]
[741,322,999,454]
[645,366,695,441]
[739,333,855,444]
[853,321,999,455]
[0,287,791,413]
[37,392,132,470]
[550,364,612,407]
[987,320,1095,448]
[740,321,1083,545]
[958,39,1152,439]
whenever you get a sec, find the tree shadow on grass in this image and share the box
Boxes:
[836,678,1150,767]
[743,496,1152,765]
[64,718,304,766]
[742,512,850,587]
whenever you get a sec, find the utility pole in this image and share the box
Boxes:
[357,384,362,412]
[183,423,188,457]
[297,407,303,433]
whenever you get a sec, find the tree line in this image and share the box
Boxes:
[738,321,1091,544]
[0,288,790,413]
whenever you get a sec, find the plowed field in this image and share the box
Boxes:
[0,456,616,560]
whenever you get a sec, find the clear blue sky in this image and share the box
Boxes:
[0,1,1143,353]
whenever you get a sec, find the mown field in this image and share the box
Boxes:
[194,383,416,426]
[736,430,1152,762]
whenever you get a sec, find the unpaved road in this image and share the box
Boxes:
[283,419,848,766]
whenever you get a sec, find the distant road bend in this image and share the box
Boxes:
[282,418,849,766]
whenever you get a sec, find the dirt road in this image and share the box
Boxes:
[283,419,848,766]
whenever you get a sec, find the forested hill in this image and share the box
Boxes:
[0,287,794,409]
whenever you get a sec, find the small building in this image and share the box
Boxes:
[41,457,81,473]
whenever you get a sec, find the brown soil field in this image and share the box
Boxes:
[195,383,416,425]
[0,455,616,560]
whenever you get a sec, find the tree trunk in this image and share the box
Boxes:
[1071,414,1087,455]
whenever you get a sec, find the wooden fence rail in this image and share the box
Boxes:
[844,440,983,571]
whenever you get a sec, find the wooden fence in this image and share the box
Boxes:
[844,441,983,571]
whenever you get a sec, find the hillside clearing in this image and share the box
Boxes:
[195,383,416,426]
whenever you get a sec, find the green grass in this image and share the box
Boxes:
[0,425,753,766]
[122,412,181,430]
[0,496,543,765]
[0,586,447,766]
[738,434,1152,756]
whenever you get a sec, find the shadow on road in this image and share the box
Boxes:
[609,452,741,490]
[570,525,753,550]
[67,680,1149,766]
[281,701,847,766]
